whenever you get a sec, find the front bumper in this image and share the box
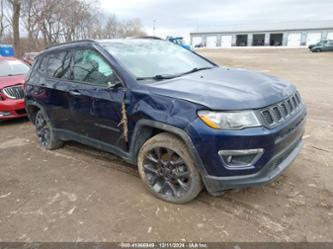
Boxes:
[186,104,306,195]
[203,137,303,195]
[0,99,27,120]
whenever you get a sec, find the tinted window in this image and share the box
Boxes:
[47,51,71,79]
[42,51,72,79]
[72,49,114,86]
[0,60,30,77]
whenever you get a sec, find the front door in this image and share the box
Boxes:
[69,48,127,150]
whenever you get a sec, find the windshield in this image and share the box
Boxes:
[0,60,30,77]
[102,39,213,80]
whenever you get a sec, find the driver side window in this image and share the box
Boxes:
[72,49,114,86]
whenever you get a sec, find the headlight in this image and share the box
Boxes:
[198,110,261,129]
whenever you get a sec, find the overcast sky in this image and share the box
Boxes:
[100,0,333,41]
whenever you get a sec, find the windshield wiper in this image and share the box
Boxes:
[136,74,177,81]
[178,66,215,76]
[136,66,215,81]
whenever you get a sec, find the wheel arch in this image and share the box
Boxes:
[25,100,43,123]
[129,120,208,177]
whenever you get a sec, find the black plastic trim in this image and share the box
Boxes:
[204,137,304,196]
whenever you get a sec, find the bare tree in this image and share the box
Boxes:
[101,16,146,39]
[0,0,9,41]
[119,18,146,38]
[8,0,20,55]
[21,0,43,50]
[3,0,147,52]
[104,15,120,38]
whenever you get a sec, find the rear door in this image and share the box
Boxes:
[69,48,127,150]
[33,50,74,130]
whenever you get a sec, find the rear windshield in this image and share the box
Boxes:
[0,60,30,77]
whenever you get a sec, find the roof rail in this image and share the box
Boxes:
[136,36,163,40]
[44,39,96,50]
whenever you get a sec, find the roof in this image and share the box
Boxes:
[96,38,171,47]
[44,39,96,50]
[39,38,170,58]
[44,37,166,51]
[191,20,333,34]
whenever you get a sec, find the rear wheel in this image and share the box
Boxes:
[138,133,202,203]
[34,110,63,150]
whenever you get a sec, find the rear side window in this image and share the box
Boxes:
[39,50,72,79]
[72,49,114,86]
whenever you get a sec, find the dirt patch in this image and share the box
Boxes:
[0,138,30,149]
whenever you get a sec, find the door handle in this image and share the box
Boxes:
[69,90,81,96]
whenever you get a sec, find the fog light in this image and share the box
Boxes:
[218,149,264,169]
[0,111,11,117]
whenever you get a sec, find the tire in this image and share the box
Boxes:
[34,110,63,150]
[137,132,202,204]
[315,48,322,52]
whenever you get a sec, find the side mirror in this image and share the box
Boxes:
[106,73,123,89]
[107,80,122,89]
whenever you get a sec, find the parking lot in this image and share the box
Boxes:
[0,48,332,242]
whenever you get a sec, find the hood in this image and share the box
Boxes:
[146,67,295,110]
[0,75,26,89]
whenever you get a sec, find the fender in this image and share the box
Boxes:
[129,119,209,178]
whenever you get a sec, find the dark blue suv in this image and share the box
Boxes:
[25,39,306,203]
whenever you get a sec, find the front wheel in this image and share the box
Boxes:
[34,110,63,150]
[137,133,202,204]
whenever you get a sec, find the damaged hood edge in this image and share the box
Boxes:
[145,67,296,110]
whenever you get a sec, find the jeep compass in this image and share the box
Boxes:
[25,39,306,203]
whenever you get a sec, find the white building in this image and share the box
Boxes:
[190,20,333,48]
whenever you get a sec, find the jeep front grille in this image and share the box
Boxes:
[2,85,25,99]
[260,92,303,127]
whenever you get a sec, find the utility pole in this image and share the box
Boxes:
[153,20,156,36]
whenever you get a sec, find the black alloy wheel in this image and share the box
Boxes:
[138,133,202,203]
[143,147,191,198]
[35,111,51,148]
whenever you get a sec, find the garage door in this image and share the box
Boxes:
[327,32,333,40]
[307,33,321,46]
[206,36,217,48]
[288,33,301,47]
[221,35,232,47]
[192,37,202,46]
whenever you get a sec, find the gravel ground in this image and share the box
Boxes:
[0,48,332,242]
